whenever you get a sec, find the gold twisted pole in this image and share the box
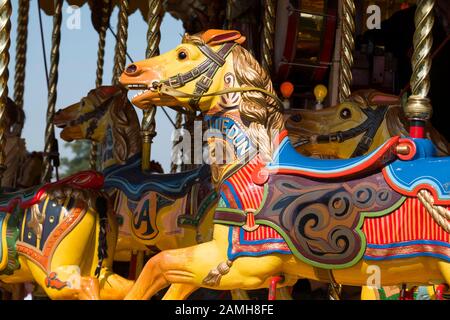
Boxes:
[404,0,435,137]
[261,0,276,74]
[13,0,29,113]
[338,0,355,103]
[112,0,128,85]
[0,0,11,183]
[141,0,163,171]
[91,0,110,170]
[41,0,62,183]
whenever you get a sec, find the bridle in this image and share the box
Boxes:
[298,105,389,157]
[149,42,284,112]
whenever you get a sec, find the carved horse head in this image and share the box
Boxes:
[287,89,450,159]
[53,86,141,166]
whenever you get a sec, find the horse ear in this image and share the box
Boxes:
[202,29,246,46]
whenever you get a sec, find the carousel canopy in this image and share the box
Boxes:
[37,0,226,33]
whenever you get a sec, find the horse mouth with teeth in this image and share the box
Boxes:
[119,63,174,109]
[53,103,84,142]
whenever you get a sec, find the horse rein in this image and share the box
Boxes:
[149,41,285,112]
[304,105,389,157]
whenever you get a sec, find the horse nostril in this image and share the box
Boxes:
[125,64,138,74]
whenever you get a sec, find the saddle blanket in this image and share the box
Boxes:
[228,198,450,262]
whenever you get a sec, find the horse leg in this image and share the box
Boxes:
[98,268,134,299]
[438,261,450,289]
[360,286,379,300]
[230,289,250,300]
[25,261,91,300]
[78,277,100,300]
[163,284,200,300]
[125,231,287,300]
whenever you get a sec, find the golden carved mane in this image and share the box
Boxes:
[183,33,285,161]
[104,89,142,164]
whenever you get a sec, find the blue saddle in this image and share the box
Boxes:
[384,138,450,204]
[265,136,398,179]
[104,158,211,201]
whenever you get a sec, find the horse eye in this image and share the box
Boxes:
[340,108,351,119]
[178,50,187,60]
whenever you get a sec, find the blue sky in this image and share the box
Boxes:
[7,2,184,173]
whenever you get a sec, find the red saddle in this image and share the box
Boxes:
[0,170,104,212]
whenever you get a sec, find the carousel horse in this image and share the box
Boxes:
[0,170,134,299]
[52,86,284,300]
[119,29,450,300]
[286,89,450,300]
[288,89,450,300]
[52,86,217,262]
[0,152,43,300]
[1,98,27,189]
[286,89,450,159]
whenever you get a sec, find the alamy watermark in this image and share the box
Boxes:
[366,5,381,30]
[66,5,81,30]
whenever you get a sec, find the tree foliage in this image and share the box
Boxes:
[60,141,90,176]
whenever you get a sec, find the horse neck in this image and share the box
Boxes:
[203,99,286,185]
[99,109,142,172]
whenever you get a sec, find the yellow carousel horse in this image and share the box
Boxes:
[286,89,450,300]
[53,86,217,263]
[286,89,450,159]
[54,86,294,300]
[0,100,132,299]
[119,29,450,300]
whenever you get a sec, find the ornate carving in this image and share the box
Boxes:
[256,173,403,266]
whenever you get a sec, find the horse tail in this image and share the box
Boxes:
[94,195,109,277]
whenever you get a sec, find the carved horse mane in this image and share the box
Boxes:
[102,87,142,164]
[184,33,284,160]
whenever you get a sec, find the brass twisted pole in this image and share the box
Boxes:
[404,0,435,138]
[0,0,11,183]
[112,0,128,85]
[41,0,62,183]
[261,0,276,74]
[141,0,163,171]
[91,0,111,170]
[13,0,29,113]
[338,0,355,103]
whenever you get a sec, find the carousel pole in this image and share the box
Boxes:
[91,0,111,170]
[0,0,11,183]
[141,0,163,172]
[404,0,435,138]
[112,0,128,85]
[261,0,276,74]
[330,0,356,299]
[128,0,163,279]
[41,0,62,183]
[338,0,355,103]
[13,0,29,114]
[226,0,233,29]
